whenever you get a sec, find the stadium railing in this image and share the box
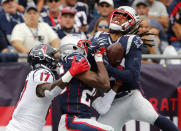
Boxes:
[18,53,181,62]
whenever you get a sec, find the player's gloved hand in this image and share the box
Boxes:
[62,56,89,83]
[88,37,107,55]
[94,47,106,62]
[69,56,90,76]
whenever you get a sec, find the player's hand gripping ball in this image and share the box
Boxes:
[107,42,124,67]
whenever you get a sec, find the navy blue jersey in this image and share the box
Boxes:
[90,32,143,92]
[0,29,8,51]
[59,52,96,118]
[59,2,89,27]
[167,0,181,42]
[18,0,28,8]
[40,9,60,27]
[0,10,24,36]
[74,2,89,26]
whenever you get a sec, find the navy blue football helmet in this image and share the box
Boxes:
[28,44,59,70]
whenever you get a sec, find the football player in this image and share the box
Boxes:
[6,44,89,131]
[91,6,179,131]
[57,35,114,131]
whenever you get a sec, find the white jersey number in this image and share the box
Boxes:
[80,88,96,107]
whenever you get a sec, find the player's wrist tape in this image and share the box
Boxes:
[94,54,103,62]
[62,71,73,83]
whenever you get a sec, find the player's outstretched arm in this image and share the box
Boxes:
[37,56,90,97]
[77,47,110,91]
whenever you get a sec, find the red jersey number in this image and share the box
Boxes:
[40,72,50,82]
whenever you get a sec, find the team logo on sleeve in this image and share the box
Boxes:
[134,36,143,49]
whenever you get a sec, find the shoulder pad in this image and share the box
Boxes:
[124,35,143,55]
[125,35,143,55]
[33,68,54,86]
[132,35,143,49]
[67,52,86,62]
[64,52,87,69]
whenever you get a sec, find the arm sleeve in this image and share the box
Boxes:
[34,69,63,98]
[44,86,62,98]
[33,69,54,86]
[92,89,116,115]
[106,36,142,83]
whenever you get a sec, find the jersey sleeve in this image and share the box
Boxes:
[123,35,143,82]
[33,68,54,86]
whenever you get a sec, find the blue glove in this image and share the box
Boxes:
[89,37,107,55]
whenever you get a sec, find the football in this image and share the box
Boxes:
[107,42,124,67]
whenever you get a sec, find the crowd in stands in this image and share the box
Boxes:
[0,0,180,64]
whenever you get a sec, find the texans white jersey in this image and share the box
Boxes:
[6,67,61,131]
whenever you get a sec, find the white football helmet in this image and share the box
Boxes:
[109,6,140,34]
[59,35,90,59]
